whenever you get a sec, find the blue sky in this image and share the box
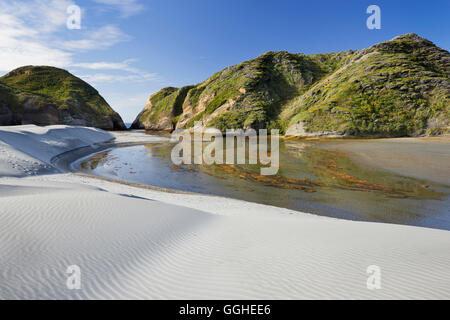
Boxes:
[0,0,449,122]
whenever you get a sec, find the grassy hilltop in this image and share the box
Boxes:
[132,34,449,137]
[0,66,126,130]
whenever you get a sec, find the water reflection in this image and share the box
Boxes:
[79,139,450,230]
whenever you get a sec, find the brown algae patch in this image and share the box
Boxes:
[200,143,446,200]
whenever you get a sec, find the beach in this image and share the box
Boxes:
[316,137,450,185]
[1,125,449,299]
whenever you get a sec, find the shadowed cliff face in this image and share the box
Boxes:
[132,34,449,137]
[130,86,193,131]
[0,66,126,130]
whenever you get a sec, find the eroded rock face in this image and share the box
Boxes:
[130,90,175,130]
[131,86,193,131]
[0,103,13,126]
[0,66,126,130]
[133,33,449,137]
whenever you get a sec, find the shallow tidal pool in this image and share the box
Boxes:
[78,136,450,230]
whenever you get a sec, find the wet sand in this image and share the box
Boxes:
[78,136,450,230]
[316,137,450,186]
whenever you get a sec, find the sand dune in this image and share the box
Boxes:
[1,177,449,299]
[0,125,114,177]
[0,126,449,299]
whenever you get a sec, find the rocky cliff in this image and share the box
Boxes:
[130,86,193,130]
[0,66,126,130]
[133,34,449,137]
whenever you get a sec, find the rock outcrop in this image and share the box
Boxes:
[130,86,193,131]
[133,34,449,137]
[0,66,126,130]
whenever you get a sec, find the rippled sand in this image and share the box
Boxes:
[1,127,449,299]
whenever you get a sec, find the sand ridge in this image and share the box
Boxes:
[0,126,449,299]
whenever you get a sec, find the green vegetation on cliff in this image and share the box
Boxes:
[132,34,450,136]
[131,85,194,130]
[283,34,450,136]
[0,66,125,130]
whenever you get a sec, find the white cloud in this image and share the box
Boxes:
[3,0,75,33]
[77,72,159,84]
[0,0,155,86]
[0,36,72,72]
[70,58,161,85]
[92,0,145,17]
[71,59,138,72]
[61,25,131,51]
[0,0,156,123]
[0,1,73,71]
[72,61,133,71]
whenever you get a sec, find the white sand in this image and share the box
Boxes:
[0,125,449,300]
[0,125,114,177]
